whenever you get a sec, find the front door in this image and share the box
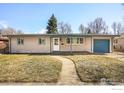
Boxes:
[53,38,59,51]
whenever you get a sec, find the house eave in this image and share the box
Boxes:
[3,34,120,38]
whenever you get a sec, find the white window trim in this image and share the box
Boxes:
[66,37,71,45]
[38,38,46,45]
[66,37,84,45]
[17,37,24,45]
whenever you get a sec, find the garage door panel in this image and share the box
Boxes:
[94,39,109,53]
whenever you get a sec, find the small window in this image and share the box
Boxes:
[71,38,74,44]
[66,38,71,44]
[66,37,83,44]
[39,38,46,45]
[76,38,83,44]
[54,39,58,45]
[114,39,118,43]
[80,38,83,44]
[17,38,24,45]
[77,38,80,44]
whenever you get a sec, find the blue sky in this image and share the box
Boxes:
[0,3,123,33]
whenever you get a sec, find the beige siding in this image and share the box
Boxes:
[10,36,113,53]
[118,39,124,49]
[84,37,92,52]
[11,36,50,53]
[114,38,124,50]
[59,37,92,52]
[59,37,112,53]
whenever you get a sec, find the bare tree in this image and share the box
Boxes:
[58,22,65,34]
[103,26,109,34]
[79,24,87,34]
[88,17,107,34]
[58,22,72,34]
[111,22,122,35]
[1,27,24,35]
[117,23,122,35]
[64,23,72,34]
[1,27,17,35]
[111,22,117,35]
[88,22,95,33]
[94,18,106,33]
[17,30,24,34]
[86,27,92,34]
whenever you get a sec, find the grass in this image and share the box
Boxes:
[0,54,62,83]
[66,55,124,83]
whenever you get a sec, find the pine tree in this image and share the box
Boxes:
[46,14,58,34]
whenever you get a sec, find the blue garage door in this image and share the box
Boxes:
[94,39,110,53]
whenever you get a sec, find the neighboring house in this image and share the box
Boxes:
[114,36,124,51]
[0,37,9,53]
[5,34,119,54]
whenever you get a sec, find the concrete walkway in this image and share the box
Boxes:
[51,56,82,85]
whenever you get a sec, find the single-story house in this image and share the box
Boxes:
[113,36,124,51]
[5,34,119,54]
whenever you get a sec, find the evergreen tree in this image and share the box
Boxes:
[46,14,58,34]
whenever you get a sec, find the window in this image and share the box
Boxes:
[71,38,74,44]
[66,38,71,44]
[80,38,83,44]
[54,39,58,45]
[39,38,46,45]
[77,38,80,44]
[17,38,24,45]
[77,38,83,44]
[60,38,64,45]
[114,39,118,43]
[66,37,83,44]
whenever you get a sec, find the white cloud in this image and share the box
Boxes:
[0,20,8,28]
[36,28,47,34]
[24,31,31,34]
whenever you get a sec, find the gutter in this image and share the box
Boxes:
[2,34,120,37]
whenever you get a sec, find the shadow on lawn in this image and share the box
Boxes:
[3,52,109,56]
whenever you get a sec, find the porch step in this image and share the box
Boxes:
[52,51,72,55]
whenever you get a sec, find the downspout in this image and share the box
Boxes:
[50,36,51,54]
[59,37,61,52]
[111,37,114,53]
[91,36,93,53]
[9,37,11,53]
[84,37,86,52]
[70,37,72,54]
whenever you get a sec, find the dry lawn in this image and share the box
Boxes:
[0,55,62,83]
[66,55,124,83]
